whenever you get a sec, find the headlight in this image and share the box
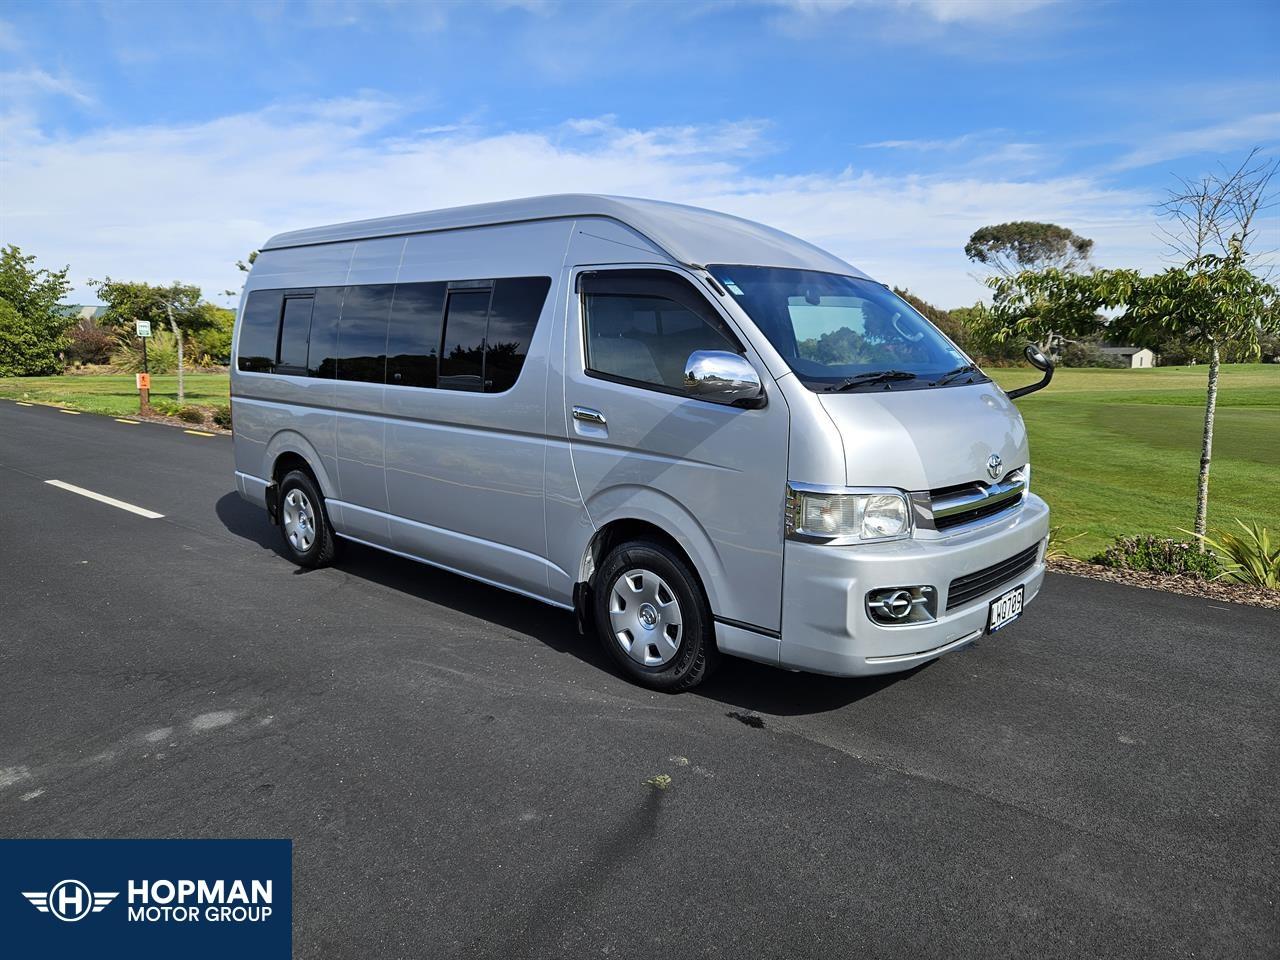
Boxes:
[786,484,913,543]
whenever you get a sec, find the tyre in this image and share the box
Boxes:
[592,539,718,691]
[277,469,337,569]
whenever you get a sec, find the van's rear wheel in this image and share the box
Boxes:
[278,469,337,568]
[593,540,717,691]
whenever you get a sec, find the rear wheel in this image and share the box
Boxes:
[278,469,337,568]
[592,540,717,691]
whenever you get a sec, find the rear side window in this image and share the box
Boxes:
[582,272,740,391]
[307,287,343,378]
[439,289,491,392]
[336,284,394,383]
[238,290,284,372]
[485,277,551,393]
[276,295,314,373]
[386,282,446,388]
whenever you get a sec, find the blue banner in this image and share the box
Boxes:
[0,839,292,960]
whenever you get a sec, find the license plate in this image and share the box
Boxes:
[987,585,1024,633]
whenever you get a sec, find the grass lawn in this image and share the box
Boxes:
[991,364,1279,559]
[3,365,1275,560]
[0,373,230,417]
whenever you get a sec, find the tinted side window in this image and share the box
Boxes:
[485,277,550,392]
[585,292,738,390]
[386,282,446,389]
[336,284,394,383]
[307,287,342,378]
[277,295,314,372]
[439,289,491,392]
[238,289,283,373]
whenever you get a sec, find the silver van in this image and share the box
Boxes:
[232,195,1052,691]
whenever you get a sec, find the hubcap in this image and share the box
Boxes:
[608,568,683,667]
[281,488,316,553]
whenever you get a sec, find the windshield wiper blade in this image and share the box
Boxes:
[932,364,979,386]
[825,370,918,392]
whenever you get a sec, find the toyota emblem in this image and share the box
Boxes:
[986,454,1003,480]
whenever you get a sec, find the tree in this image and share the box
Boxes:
[0,245,73,376]
[1158,147,1277,271]
[91,279,204,401]
[965,222,1094,278]
[1091,248,1277,546]
[983,268,1107,355]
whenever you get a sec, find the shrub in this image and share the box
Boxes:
[110,328,178,375]
[67,317,116,365]
[211,405,232,429]
[150,397,181,417]
[1195,521,1279,590]
[1057,340,1128,368]
[176,405,206,424]
[1091,534,1221,579]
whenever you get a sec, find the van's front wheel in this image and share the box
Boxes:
[593,540,718,691]
[277,469,337,568]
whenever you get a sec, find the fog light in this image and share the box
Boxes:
[866,585,937,625]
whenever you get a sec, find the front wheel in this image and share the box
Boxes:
[592,540,718,691]
[277,469,337,568]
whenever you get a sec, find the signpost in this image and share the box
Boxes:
[135,320,152,413]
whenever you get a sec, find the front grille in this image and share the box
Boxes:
[935,495,1021,530]
[928,468,1026,531]
[946,544,1039,611]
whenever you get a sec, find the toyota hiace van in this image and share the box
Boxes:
[232,195,1052,690]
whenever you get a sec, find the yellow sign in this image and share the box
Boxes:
[136,373,151,390]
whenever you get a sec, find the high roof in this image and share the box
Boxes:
[261,194,868,278]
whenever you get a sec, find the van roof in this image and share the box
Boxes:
[260,194,868,278]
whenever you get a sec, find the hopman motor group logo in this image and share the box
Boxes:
[23,880,118,921]
[22,877,273,924]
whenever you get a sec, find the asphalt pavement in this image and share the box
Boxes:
[1,400,1276,959]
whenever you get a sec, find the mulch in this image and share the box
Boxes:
[1049,557,1279,611]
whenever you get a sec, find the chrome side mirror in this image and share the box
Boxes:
[683,350,765,407]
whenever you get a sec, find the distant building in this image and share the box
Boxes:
[55,304,110,322]
[1099,345,1156,368]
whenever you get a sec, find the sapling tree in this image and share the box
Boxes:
[91,280,203,402]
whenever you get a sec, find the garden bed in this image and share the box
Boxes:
[1048,556,1279,610]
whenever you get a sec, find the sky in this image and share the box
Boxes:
[1,0,1278,308]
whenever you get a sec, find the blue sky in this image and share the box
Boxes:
[2,0,1277,306]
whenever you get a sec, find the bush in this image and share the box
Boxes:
[66,317,116,365]
[1091,535,1221,579]
[1196,521,1279,590]
[176,405,206,424]
[1057,340,1128,368]
[0,298,69,376]
[211,405,232,429]
[150,398,181,417]
[110,328,178,375]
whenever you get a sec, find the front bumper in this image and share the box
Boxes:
[778,493,1050,675]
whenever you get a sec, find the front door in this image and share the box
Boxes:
[566,268,789,634]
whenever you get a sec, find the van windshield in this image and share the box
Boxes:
[709,265,982,392]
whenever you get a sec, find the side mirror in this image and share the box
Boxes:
[683,350,765,407]
[1006,343,1055,400]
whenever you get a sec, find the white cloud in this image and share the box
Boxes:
[1,99,1170,309]
[1111,112,1280,171]
[0,67,94,107]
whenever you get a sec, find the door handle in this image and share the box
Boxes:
[572,406,607,426]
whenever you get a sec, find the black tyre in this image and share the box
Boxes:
[592,540,718,691]
[277,469,337,568]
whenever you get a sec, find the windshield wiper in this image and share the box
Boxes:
[931,364,979,386]
[824,370,918,392]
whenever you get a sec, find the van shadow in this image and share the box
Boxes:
[214,493,912,717]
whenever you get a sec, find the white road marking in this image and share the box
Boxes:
[15,401,33,406]
[115,418,139,425]
[44,480,165,519]
[58,409,81,415]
